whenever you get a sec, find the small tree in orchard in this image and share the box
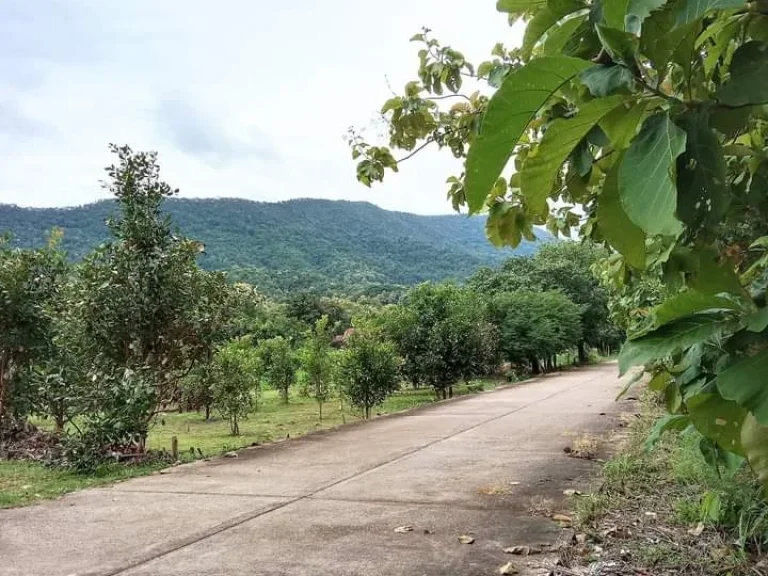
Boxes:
[259,336,298,404]
[300,315,334,420]
[0,231,67,438]
[383,283,498,398]
[211,337,261,436]
[351,2,768,487]
[490,291,582,374]
[339,331,399,419]
[73,145,231,449]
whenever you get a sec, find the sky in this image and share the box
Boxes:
[0,1,525,215]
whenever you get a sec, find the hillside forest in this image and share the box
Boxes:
[0,198,547,299]
[0,145,618,471]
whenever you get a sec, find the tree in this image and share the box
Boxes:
[351,3,768,486]
[258,336,298,404]
[490,291,582,374]
[211,337,261,436]
[382,283,498,398]
[72,145,231,448]
[0,231,67,437]
[338,331,399,419]
[300,316,334,419]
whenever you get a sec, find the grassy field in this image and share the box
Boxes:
[1,379,503,508]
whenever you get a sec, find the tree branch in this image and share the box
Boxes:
[425,94,472,103]
[396,139,435,164]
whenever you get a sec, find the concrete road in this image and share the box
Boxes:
[1,363,634,576]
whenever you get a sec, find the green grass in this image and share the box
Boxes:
[1,379,502,509]
[0,460,165,508]
[572,392,768,573]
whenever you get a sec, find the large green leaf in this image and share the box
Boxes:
[676,111,729,228]
[628,0,670,22]
[580,65,635,97]
[746,307,768,333]
[596,25,640,64]
[522,1,585,60]
[597,161,647,269]
[716,41,768,107]
[543,14,589,55]
[687,392,747,455]
[690,248,744,296]
[718,350,768,425]
[599,99,651,149]
[520,95,628,215]
[618,113,686,236]
[603,0,631,29]
[619,314,731,374]
[675,0,747,26]
[497,0,547,15]
[602,0,667,31]
[741,412,768,490]
[651,290,742,328]
[641,6,699,74]
[646,414,691,450]
[465,57,592,213]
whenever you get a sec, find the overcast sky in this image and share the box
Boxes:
[0,1,524,214]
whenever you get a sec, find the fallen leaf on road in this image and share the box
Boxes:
[688,522,705,537]
[498,561,518,574]
[575,533,588,545]
[503,545,530,556]
[508,481,521,486]
[224,451,238,458]
[552,514,573,526]
[563,489,582,497]
[458,535,475,544]
[393,526,414,533]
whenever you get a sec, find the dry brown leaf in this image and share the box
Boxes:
[458,535,475,544]
[498,561,518,575]
[393,525,413,533]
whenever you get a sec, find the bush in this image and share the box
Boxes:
[339,331,399,419]
[211,337,261,436]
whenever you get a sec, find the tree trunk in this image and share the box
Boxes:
[448,386,453,399]
[364,406,370,420]
[281,388,289,404]
[231,415,240,436]
[318,401,323,421]
[205,403,211,421]
[0,352,9,425]
[578,342,588,364]
[531,357,541,375]
[54,408,65,434]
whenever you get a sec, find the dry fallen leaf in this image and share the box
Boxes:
[498,561,518,575]
[563,489,582,497]
[458,535,475,544]
[503,545,530,556]
[552,514,573,526]
[393,525,414,533]
[688,522,705,537]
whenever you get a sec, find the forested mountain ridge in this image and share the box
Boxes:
[0,198,549,295]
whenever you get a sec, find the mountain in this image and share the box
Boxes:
[0,198,549,296]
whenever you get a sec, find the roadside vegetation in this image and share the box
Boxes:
[569,392,768,575]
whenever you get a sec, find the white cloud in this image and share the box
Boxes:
[0,0,523,214]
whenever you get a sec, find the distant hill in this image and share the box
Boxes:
[0,198,549,296]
